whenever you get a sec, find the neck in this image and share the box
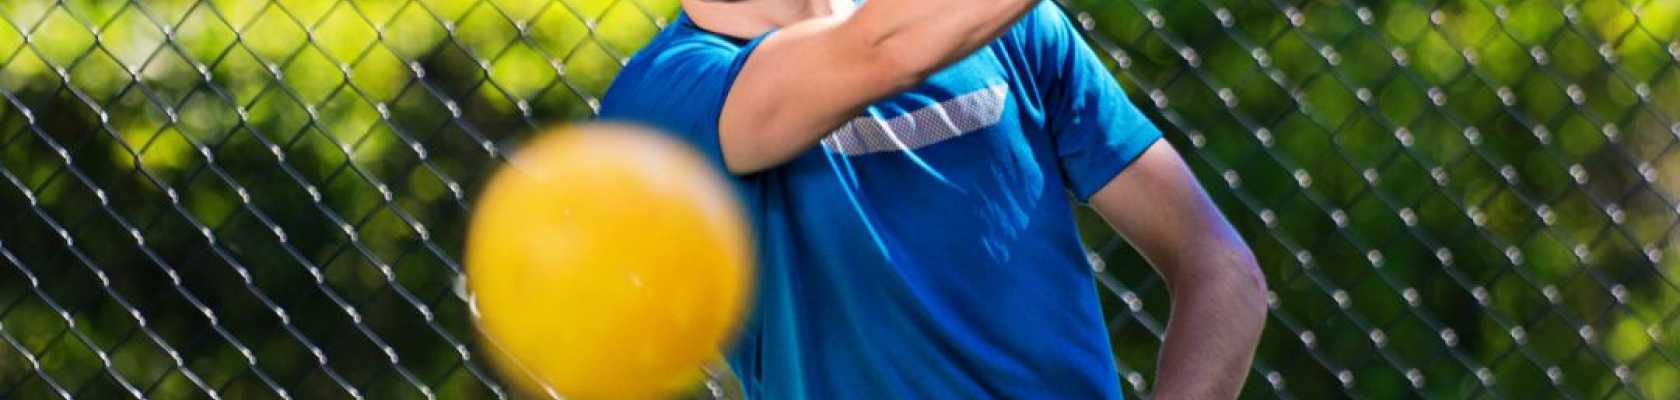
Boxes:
[683,0,853,39]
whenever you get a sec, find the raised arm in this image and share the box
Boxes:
[1089,142,1268,399]
[708,0,1039,174]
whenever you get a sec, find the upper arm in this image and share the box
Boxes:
[716,1,1042,174]
[1088,143,1257,283]
[718,17,921,174]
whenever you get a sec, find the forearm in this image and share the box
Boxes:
[848,0,1039,77]
[1151,246,1267,399]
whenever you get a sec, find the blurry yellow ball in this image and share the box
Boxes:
[466,123,753,399]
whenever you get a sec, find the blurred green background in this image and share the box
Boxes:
[0,0,1676,398]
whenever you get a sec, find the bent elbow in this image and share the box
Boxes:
[864,43,937,93]
[846,25,941,91]
[1174,242,1268,315]
[1227,245,1269,315]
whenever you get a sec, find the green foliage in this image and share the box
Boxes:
[1071,0,1680,398]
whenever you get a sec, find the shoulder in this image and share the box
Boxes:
[619,21,750,84]
[602,22,748,117]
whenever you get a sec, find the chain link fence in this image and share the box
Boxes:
[0,0,1674,398]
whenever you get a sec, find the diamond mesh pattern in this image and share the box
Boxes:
[0,0,1675,398]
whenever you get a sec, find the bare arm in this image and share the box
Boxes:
[711,0,1039,174]
[1088,141,1267,399]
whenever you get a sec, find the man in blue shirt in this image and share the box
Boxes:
[599,0,1267,398]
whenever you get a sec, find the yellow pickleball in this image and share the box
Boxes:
[466,123,753,399]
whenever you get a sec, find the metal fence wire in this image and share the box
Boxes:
[0,0,1676,398]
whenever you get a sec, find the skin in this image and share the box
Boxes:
[1090,142,1268,399]
[681,0,1269,398]
[687,0,1039,174]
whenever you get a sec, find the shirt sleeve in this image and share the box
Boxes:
[1016,2,1164,202]
[598,30,774,174]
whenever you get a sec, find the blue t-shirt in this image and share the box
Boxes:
[599,2,1163,398]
